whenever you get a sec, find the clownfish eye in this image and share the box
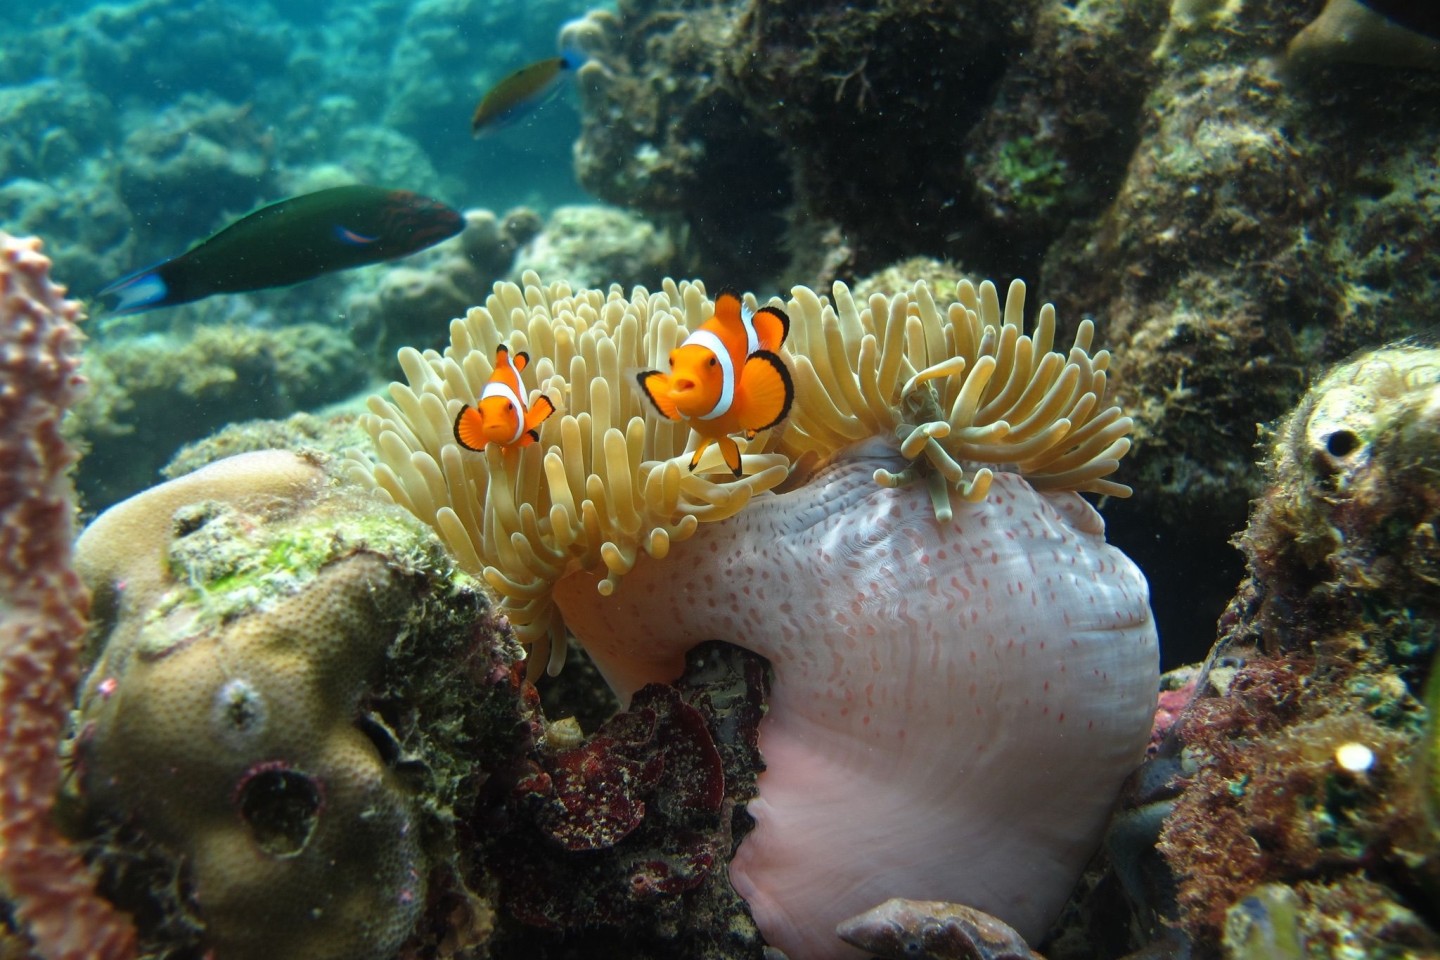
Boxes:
[668,351,677,367]
[709,356,718,367]
[506,402,514,411]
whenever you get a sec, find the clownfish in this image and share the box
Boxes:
[635,289,794,477]
[453,345,557,450]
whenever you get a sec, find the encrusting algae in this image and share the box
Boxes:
[352,271,1134,678]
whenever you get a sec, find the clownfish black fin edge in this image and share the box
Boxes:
[755,304,790,347]
[636,370,681,420]
[453,405,486,452]
[742,349,795,434]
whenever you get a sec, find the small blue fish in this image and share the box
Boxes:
[470,51,581,136]
[97,185,463,316]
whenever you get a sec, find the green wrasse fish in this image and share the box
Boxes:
[98,185,464,315]
[470,51,581,136]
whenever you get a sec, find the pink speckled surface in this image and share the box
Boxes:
[554,448,1158,959]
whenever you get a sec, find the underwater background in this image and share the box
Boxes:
[5,0,1440,959]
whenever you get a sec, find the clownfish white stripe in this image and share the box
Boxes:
[682,328,736,420]
[481,380,527,444]
[740,302,761,357]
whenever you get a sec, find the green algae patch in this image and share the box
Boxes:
[149,487,462,641]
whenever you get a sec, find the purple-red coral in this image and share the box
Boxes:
[0,232,137,960]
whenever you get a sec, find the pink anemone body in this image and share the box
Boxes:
[551,443,1159,960]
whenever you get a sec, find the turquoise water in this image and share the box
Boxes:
[6,4,1440,957]
[0,0,595,302]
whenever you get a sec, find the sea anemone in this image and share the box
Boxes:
[352,273,1157,959]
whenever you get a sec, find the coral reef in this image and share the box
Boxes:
[69,449,534,960]
[353,274,1157,958]
[1287,0,1440,71]
[564,0,1440,668]
[1074,343,1440,958]
[0,232,137,959]
[1035,1,1440,662]
[73,323,370,511]
[344,207,543,367]
[484,641,771,960]
[113,95,277,254]
[837,898,1043,960]
[510,204,678,291]
[563,4,790,288]
[567,0,1032,280]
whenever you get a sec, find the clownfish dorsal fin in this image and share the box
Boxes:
[511,350,530,372]
[737,350,794,434]
[714,288,745,327]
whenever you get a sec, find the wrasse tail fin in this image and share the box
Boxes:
[636,370,681,420]
[96,262,174,316]
[453,405,488,451]
[737,350,794,434]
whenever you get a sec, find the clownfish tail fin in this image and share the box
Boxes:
[636,369,681,420]
[453,404,487,451]
[738,350,794,434]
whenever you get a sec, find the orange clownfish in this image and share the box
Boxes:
[453,344,556,450]
[635,288,794,477]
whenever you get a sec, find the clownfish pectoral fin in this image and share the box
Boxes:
[749,304,790,351]
[523,394,556,435]
[453,404,488,451]
[737,350,794,434]
[636,370,682,420]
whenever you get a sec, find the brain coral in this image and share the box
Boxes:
[70,450,529,960]
[353,274,1158,958]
